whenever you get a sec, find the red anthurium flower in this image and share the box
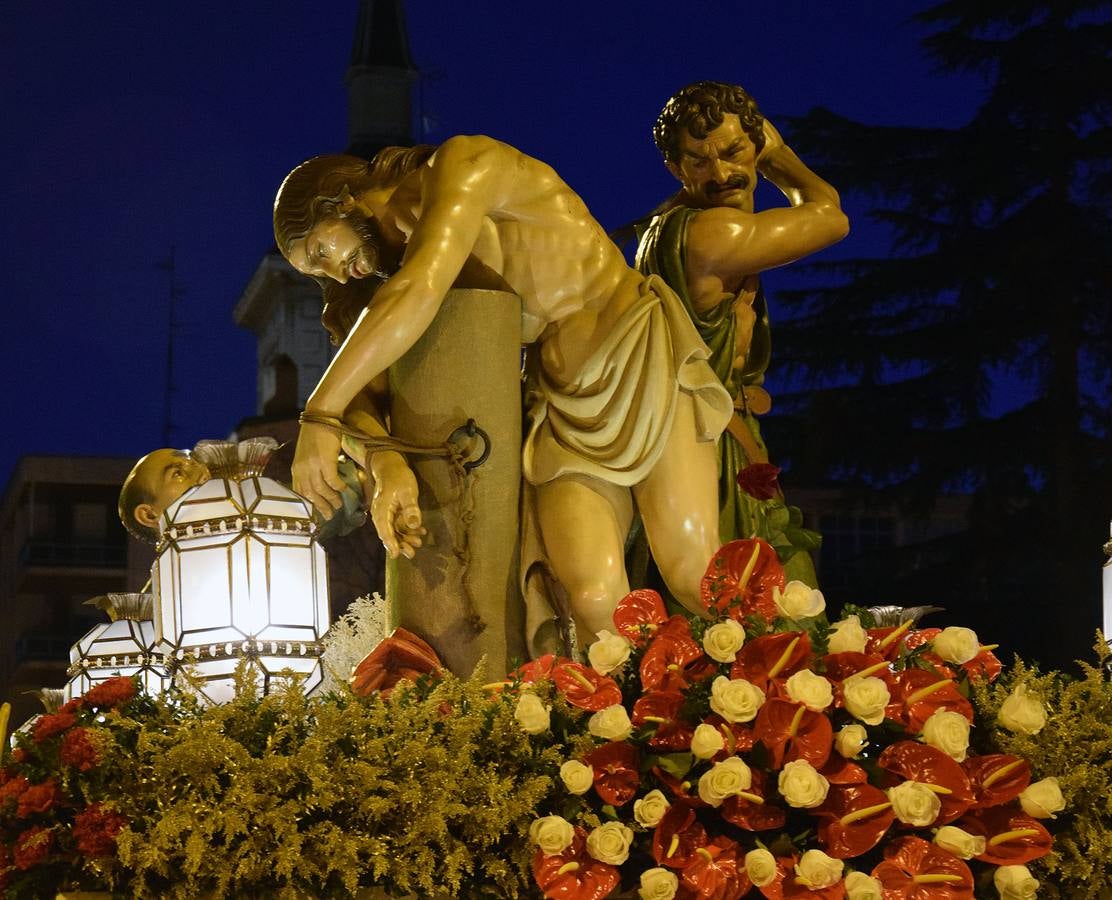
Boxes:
[872,836,974,899]
[731,632,813,691]
[552,662,622,710]
[963,754,1031,809]
[583,741,640,807]
[632,690,695,751]
[613,589,669,644]
[754,698,833,770]
[653,803,708,869]
[700,538,785,621]
[959,806,1053,866]
[737,463,782,501]
[893,669,973,734]
[752,855,794,900]
[514,653,560,684]
[823,651,892,684]
[533,826,620,900]
[349,627,442,697]
[960,647,1002,683]
[705,714,757,757]
[878,742,973,825]
[819,753,868,786]
[865,621,918,662]
[652,765,704,807]
[815,783,895,858]
[721,770,787,832]
[680,834,752,900]
[641,619,706,693]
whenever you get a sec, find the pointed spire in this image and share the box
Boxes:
[346,0,417,159]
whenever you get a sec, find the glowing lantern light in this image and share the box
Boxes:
[152,438,330,704]
[65,592,170,701]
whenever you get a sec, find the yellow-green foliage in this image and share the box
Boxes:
[972,638,1112,899]
[100,669,562,898]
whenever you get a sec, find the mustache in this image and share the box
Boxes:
[707,174,750,194]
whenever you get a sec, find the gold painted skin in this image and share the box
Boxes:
[124,449,211,535]
[666,115,848,371]
[281,135,722,635]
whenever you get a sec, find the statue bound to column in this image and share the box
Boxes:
[272,136,734,672]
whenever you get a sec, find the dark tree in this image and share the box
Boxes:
[772,0,1112,668]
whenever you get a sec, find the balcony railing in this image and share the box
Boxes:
[18,540,127,569]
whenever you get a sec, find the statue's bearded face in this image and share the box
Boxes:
[667,113,758,211]
[286,211,381,284]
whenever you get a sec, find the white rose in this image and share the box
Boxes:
[703,619,746,663]
[586,821,634,866]
[588,629,632,675]
[588,704,633,741]
[514,692,550,734]
[709,675,765,723]
[690,723,726,760]
[998,684,1046,735]
[933,825,986,859]
[932,626,980,665]
[828,614,868,654]
[835,724,869,759]
[994,864,1040,899]
[1020,777,1065,819]
[528,815,574,855]
[638,867,679,900]
[697,756,753,807]
[633,789,670,827]
[774,580,826,619]
[778,759,830,809]
[559,760,594,795]
[919,708,971,762]
[843,676,890,726]
[785,669,834,711]
[795,849,843,890]
[744,848,778,887]
[887,780,941,826]
[844,871,883,900]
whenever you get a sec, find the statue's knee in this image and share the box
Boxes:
[567,582,621,637]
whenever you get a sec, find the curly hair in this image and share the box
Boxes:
[272,144,437,255]
[653,81,765,164]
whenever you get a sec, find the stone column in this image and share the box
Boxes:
[386,289,524,678]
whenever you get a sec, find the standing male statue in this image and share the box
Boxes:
[273,137,732,640]
[638,81,849,583]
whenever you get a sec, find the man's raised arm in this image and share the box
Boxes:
[686,121,849,284]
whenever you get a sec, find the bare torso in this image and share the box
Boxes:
[383,137,644,383]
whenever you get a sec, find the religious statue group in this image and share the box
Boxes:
[120,81,848,678]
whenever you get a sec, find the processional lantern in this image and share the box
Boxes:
[65,592,170,701]
[152,438,331,704]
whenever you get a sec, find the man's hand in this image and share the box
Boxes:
[292,421,346,517]
[368,451,425,559]
[757,119,786,167]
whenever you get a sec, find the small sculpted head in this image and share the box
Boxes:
[273,145,436,285]
[653,81,766,210]
[118,449,210,543]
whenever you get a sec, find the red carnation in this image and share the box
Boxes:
[12,826,52,870]
[72,803,127,857]
[82,675,137,709]
[10,747,28,764]
[0,775,30,809]
[16,780,58,818]
[736,463,782,501]
[32,710,76,743]
[60,727,101,773]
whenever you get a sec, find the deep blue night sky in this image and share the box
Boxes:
[0,1,982,487]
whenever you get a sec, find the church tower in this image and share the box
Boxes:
[233,0,416,421]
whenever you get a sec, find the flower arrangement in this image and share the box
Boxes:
[0,668,561,898]
[518,538,1056,899]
